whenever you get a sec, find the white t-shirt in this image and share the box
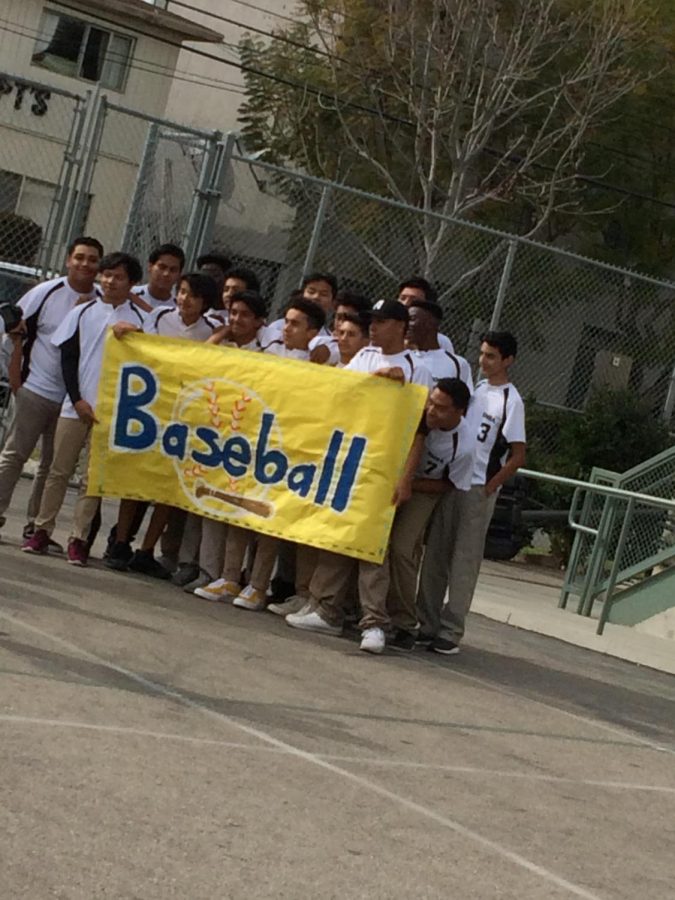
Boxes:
[414,348,473,393]
[471,381,526,486]
[146,307,215,342]
[52,298,145,418]
[418,416,475,491]
[346,346,433,388]
[132,284,175,310]
[18,277,98,403]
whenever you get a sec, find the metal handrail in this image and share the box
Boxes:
[519,468,675,513]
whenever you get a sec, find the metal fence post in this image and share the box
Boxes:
[121,122,160,252]
[191,130,236,265]
[181,130,222,268]
[489,239,518,330]
[39,93,88,274]
[301,185,332,278]
[67,89,107,244]
[662,361,675,423]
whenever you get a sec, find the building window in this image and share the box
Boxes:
[0,169,56,227]
[31,10,134,92]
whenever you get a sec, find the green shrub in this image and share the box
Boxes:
[525,388,672,562]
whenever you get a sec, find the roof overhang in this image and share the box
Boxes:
[52,0,223,43]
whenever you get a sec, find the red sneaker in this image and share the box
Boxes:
[21,528,50,554]
[67,538,89,567]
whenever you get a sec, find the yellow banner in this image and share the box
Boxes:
[89,333,427,563]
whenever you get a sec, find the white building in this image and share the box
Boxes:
[0,0,222,263]
[160,0,291,133]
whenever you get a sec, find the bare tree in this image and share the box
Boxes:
[242,0,656,281]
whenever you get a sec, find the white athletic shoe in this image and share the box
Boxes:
[285,609,341,635]
[193,579,240,603]
[233,585,267,611]
[267,595,308,617]
[360,627,385,654]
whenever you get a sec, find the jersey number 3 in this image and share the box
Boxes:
[477,423,491,443]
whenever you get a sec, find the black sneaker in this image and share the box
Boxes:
[429,637,460,656]
[388,629,416,652]
[128,550,171,580]
[171,562,200,587]
[104,541,133,571]
[414,632,434,646]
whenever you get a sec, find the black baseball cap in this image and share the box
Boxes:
[371,299,409,323]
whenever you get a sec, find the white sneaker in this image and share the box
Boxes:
[194,579,240,603]
[360,627,385,654]
[286,609,341,635]
[267,595,308,617]
[233,585,267,611]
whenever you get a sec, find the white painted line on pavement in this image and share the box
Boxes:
[0,609,604,900]
[417,653,675,757]
[3,713,674,797]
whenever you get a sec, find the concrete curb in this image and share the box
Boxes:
[472,590,675,677]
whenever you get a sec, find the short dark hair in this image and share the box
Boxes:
[230,289,267,320]
[435,377,471,414]
[288,298,326,332]
[335,291,372,315]
[340,311,370,338]
[149,243,185,269]
[67,236,103,258]
[178,272,219,310]
[287,288,304,305]
[398,277,437,304]
[481,330,518,360]
[302,271,338,298]
[409,299,443,321]
[225,267,261,293]
[196,252,231,274]
[99,252,143,284]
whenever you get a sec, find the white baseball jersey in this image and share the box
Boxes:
[417,416,475,491]
[346,346,433,388]
[52,298,145,418]
[260,337,310,360]
[438,333,455,353]
[414,348,474,392]
[132,283,175,310]
[146,307,215,342]
[18,277,98,403]
[264,318,338,364]
[471,380,526,486]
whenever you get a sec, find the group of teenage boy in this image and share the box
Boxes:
[0,236,526,656]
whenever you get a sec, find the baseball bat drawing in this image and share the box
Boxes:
[195,482,274,518]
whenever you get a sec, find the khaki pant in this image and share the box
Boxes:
[178,513,202,565]
[295,544,319,598]
[222,526,278,592]
[0,387,61,523]
[34,416,98,541]
[388,491,440,633]
[199,517,227,581]
[417,485,497,643]
[312,549,390,631]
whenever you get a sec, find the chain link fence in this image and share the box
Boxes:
[90,102,222,267]
[1,67,675,446]
[0,71,83,280]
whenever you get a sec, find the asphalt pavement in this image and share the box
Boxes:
[1,480,674,900]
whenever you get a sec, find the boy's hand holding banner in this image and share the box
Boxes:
[89,333,427,563]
